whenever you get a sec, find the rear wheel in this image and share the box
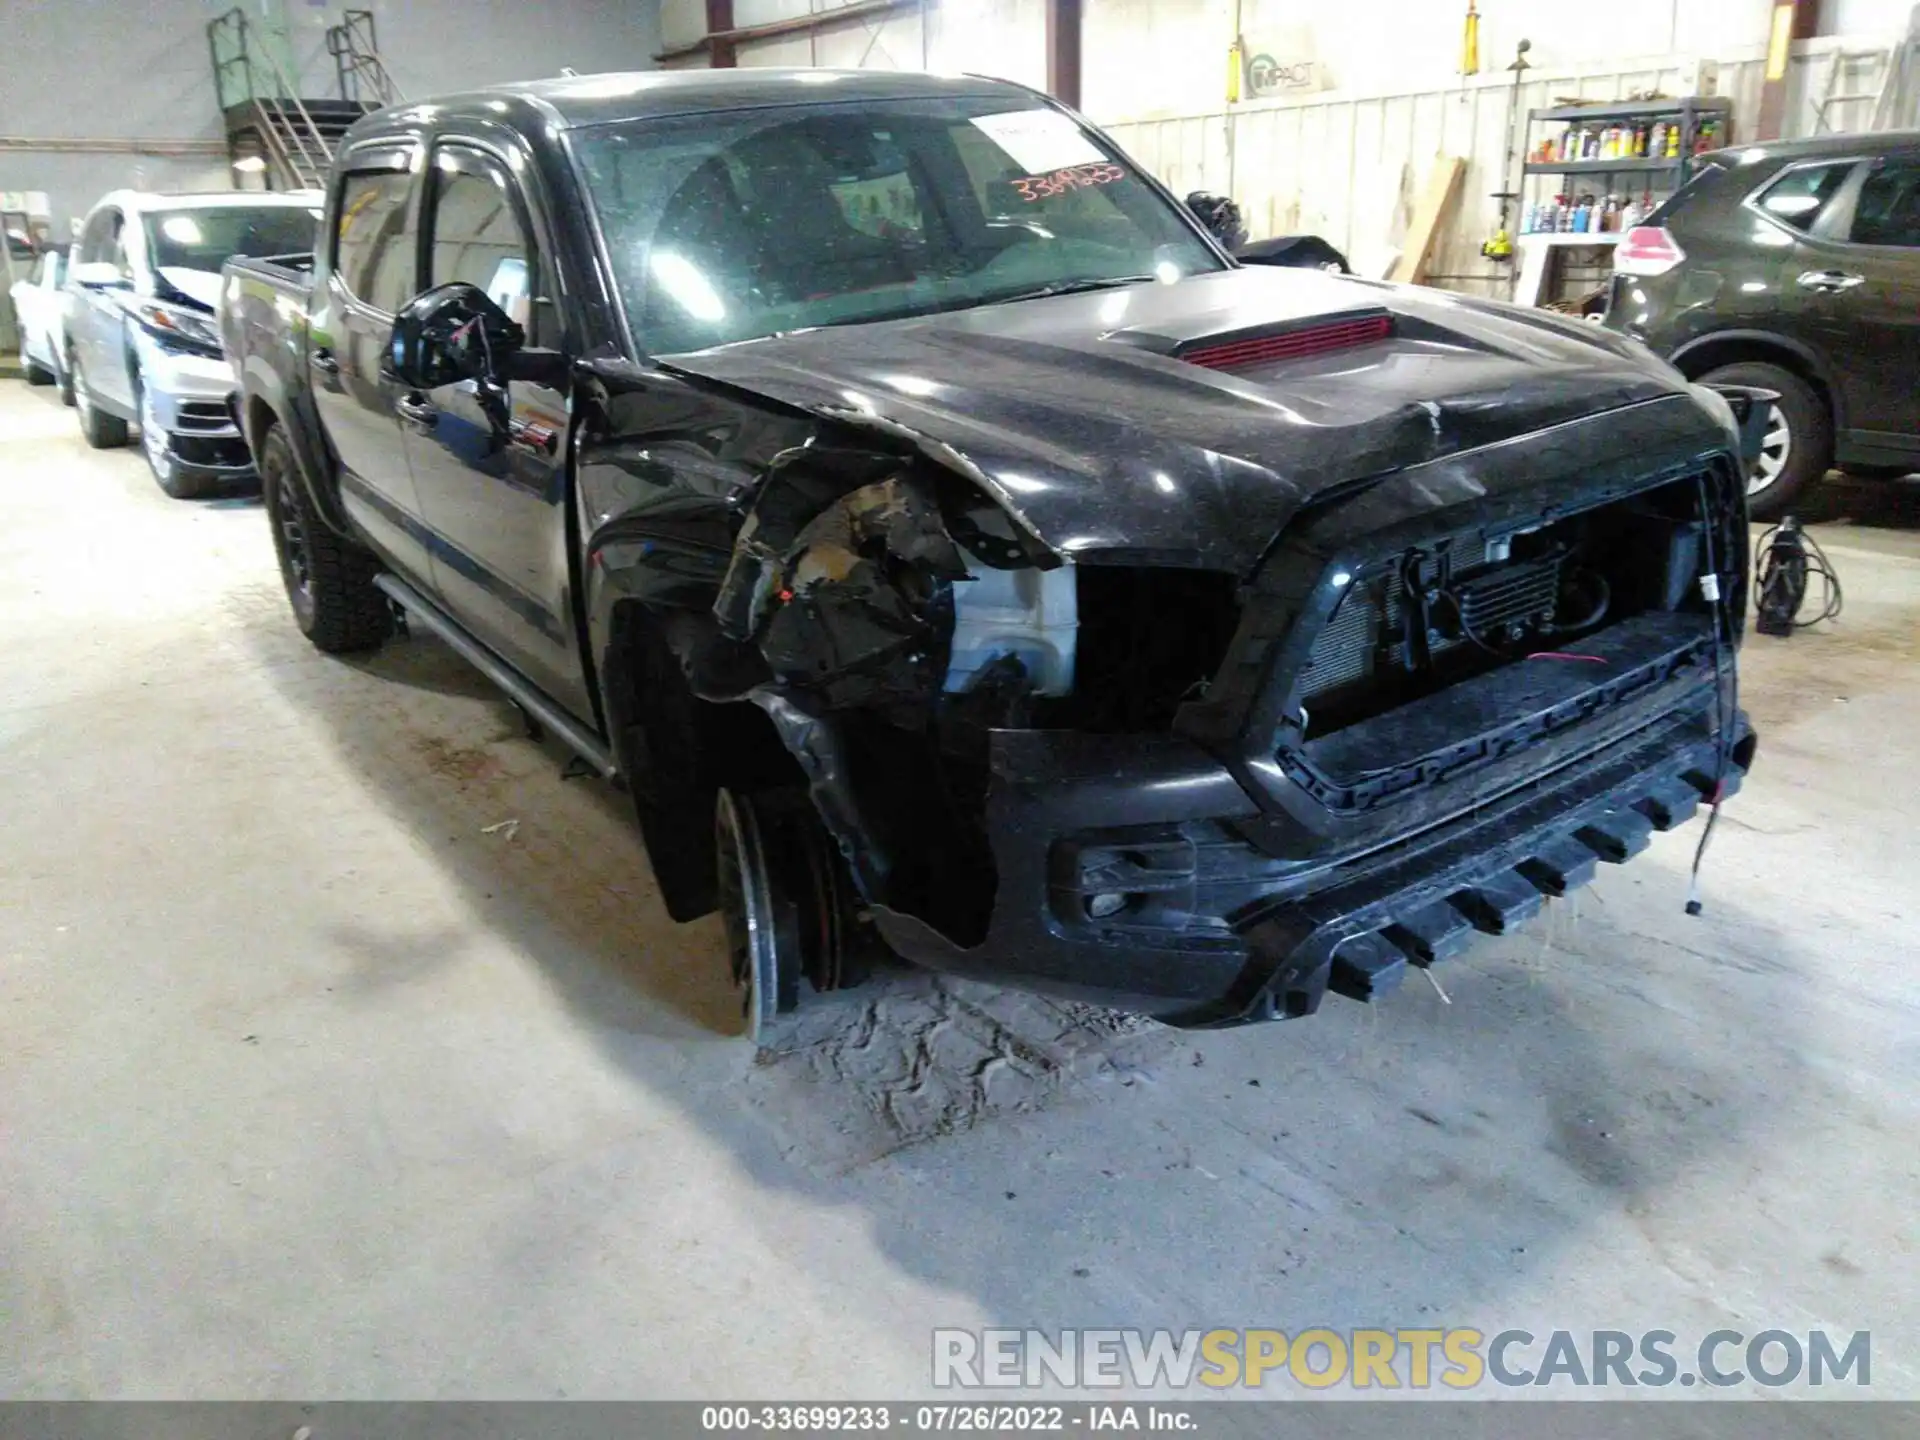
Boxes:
[1699,361,1831,521]
[24,355,54,386]
[72,354,129,449]
[56,349,75,406]
[259,423,392,654]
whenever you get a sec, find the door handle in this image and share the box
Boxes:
[394,393,438,430]
[1796,269,1866,293]
[311,348,340,376]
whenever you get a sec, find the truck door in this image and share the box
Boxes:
[1817,150,1920,463]
[310,152,437,584]
[399,140,592,723]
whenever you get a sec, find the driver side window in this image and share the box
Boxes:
[425,149,544,345]
[78,209,118,267]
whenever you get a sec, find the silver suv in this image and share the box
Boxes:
[65,190,318,497]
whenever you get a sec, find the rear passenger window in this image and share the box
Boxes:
[1754,162,1855,233]
[1849,157,1920,247]
[334,170,415,311]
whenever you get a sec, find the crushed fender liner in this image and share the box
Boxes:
[716,459,971,721]
[701,439,1008,943]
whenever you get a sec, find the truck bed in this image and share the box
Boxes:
[218,253,316,390]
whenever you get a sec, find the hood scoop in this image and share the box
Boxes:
[1173,309,1393,371]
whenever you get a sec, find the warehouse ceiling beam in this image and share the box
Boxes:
[1756,0,1824,139]
[1047,0,1084,109]
[658,0,922,66]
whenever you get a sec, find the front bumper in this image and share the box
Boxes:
[133,337,255,479]
[872,696,1753,1028]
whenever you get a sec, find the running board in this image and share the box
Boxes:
[372,573,619,780]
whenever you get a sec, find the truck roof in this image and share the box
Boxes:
[354,67,1039,139]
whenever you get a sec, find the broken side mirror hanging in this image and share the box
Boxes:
[385,282,525,393]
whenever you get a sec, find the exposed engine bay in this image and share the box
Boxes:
[1292,476,1712,741]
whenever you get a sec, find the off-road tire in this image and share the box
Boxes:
[259,423,392,654]
[73,354,130,449]
[1700,361,1830,521]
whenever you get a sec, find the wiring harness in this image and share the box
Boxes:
[1753,517,1843,635]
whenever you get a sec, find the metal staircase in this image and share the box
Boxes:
[328,9,403,109]
[207,7,402,192]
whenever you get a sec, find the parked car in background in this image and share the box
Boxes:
[1605,132,1920,517]
[64,190,319,496]
[223,71,1759,1045]
[9,242,71,399]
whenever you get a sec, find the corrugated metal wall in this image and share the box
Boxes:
[1100,40,1893,295]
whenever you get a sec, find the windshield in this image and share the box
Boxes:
[569,96,1222,354]
[143,206,320,275]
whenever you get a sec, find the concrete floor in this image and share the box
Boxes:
[2,376,1918,1401]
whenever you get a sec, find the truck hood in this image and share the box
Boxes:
[661,266,1697,574]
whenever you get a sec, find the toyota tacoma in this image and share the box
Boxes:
[220,70,1761,1043]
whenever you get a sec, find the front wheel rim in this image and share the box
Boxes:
[141,388,170,474]
[716,790,780,1042]
[1750,403,1792,496]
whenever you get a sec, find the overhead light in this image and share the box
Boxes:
[233,156,267,174]
[161,215,204,244]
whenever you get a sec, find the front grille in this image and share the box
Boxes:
[174,401,233,434]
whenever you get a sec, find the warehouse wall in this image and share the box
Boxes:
[0,0,662,235]
[1083,0,1920,119]
[656,0,1920,115]
[657,0,1047,88]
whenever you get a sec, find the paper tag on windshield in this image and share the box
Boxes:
[970,108,1105,174]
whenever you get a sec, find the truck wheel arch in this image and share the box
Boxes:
[243,393,354,537]
[598,597,801,923]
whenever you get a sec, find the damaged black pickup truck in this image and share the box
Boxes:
[220,69,1762,1043]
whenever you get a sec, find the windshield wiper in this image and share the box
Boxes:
[983,275,1155,306]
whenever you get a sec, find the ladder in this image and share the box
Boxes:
[1814,5,1920,133]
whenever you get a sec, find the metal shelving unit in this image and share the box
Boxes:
[1523,96,1732,188]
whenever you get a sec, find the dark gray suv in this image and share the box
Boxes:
[1604,132,1920,517]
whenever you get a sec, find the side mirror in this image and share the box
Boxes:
[385,282,524,391]
[70,260,129,290]
[1184,191,1247,252]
